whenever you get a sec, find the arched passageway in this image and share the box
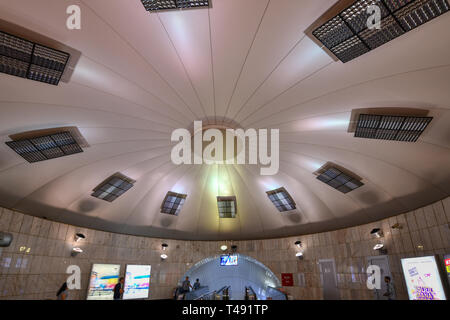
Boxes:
[181,254,281,300]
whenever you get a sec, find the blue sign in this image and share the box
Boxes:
[220,254,238,266]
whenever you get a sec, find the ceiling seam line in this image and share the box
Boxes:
[278,141,449,196]
[279,157,405,221]
[76,55,193,126]
[240,61,334,125]
[156,12,209,121]
[62,156,172,222]
[0,100,181,132]
[71,80,190,128]
[9,146,174,207]
[79,0,199,121]
[244,63,450,127]
[227,164,266,237]
[221,0,271,124]
[229,34,307,124]
[208,7,217,124]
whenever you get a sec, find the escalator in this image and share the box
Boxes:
[245,286,258,300]
[194,286,232,300]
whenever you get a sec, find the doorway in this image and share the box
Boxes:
[319,259,340,300]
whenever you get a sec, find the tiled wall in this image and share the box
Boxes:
[0,197,449,300]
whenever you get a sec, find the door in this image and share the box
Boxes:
[367,255,394,300]
[319,259,340,300]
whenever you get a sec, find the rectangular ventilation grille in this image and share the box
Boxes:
[316,167,363,194]
[6,131,83,163]
[312,0,450,63]
[92,173,135,203]
[217,196,237,218]
[0,31,70,85]
[266,187,297,212]
[161,191,187,216]
[141,0,209,11]
[355,114,432,141]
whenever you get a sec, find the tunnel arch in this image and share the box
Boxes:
[180,254,281,300]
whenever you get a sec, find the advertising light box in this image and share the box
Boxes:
[220,254,238,266]
[87,264,121,300]
[401,256,447,300]
[123,264,151,300]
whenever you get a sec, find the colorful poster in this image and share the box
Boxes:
[220,254,238,266]
[87,264,121,300]
[401,256,447,300]
[123,265,151,300]
[445,254,450,288]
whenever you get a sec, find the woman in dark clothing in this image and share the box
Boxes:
[56,282,69,300]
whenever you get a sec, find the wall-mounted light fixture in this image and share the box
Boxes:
[0,232,13,247]
[391,223,403,230]
[74,233,86,242]
[373,243,384,250]
[231,245,237,252]
[373,243,387,254]
[71,247,83,257]
[295,241,304,259]
[160,254,168,260]
[220,245,228,251]
[370,228,383,238]
[162,243,168,250]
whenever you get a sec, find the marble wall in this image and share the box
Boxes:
[0,197,449,300]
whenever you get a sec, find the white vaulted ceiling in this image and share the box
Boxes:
[0,0,449,240]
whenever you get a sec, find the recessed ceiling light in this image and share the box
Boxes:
[5,130,83,163]
[314,163,364,194]
[217,196,237,219]
[0,30,70,85]
[307,0,450,63]
[91,172,135,203]
[140,0,209,12]
[161,191,187,216]
[266,187,296,212]
[355,114,432,142]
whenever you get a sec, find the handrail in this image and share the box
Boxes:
[195,290,216,300]
[266,286,288,300]
[195,286,231,300]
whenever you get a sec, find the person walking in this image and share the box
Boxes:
[383,276,396,300]
[113,277,125,300]
[56,282,69,300]
[181,276,192,294]
[193,278,201,290]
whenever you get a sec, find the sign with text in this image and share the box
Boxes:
[401,256,447,300]
[281,273,294,287]
[445,254,450,287]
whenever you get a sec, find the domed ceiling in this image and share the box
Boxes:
[0,0,449,240]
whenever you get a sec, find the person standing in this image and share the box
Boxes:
[383,276,395,300]
[193,279,201,290]
[113,277,125,300]
[56,282,69,300]
[182,276,192,294]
